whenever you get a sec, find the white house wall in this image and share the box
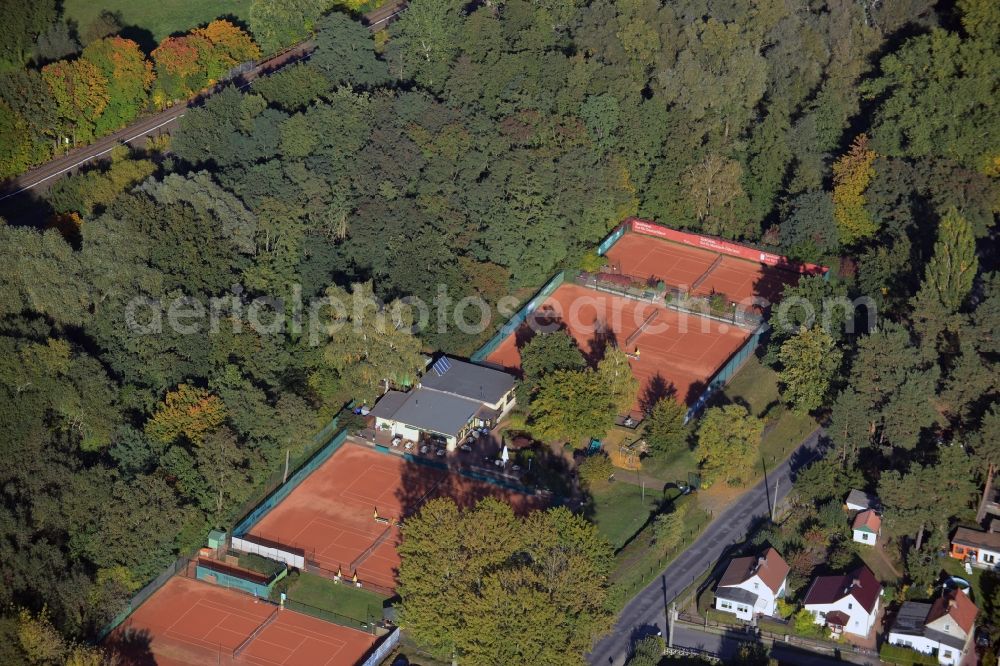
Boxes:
[715,596,753,621]
[887,631,962,666]
[806,595,879,637]
[853,528,876,545]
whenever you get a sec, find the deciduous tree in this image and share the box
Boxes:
[145,384,227,446]
[398,498,613,664]
[696,405,764,486]
[644,398,688,456]
[82,37,154,133]
[778,326,842,413]
[42,59,110,144]
[832,134,877,245]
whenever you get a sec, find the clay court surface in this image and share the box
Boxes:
[106,577,376,666]
[604,232,795,304]
[485,284,749,417]
[248,443,541,591]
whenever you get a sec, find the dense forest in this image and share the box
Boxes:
[0,0,264,179]
[0,0,997,660]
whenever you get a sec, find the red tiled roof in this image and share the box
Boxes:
[825,611,849,627]
[803,565,881,613]
[717,547,789,595]
[927,590,978,635]
[853,509,881,533]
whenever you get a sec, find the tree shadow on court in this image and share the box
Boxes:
[683,380,709,408]
[513,307,570,351]
[586,320,618,365]
[392,442,593,573]
[103,627,156,665]
[639,373,677,413]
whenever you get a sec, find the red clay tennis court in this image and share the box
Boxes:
[605,231,795,304]
[485,283,750,417]
[247,442,542,591]
[106,576,377,666]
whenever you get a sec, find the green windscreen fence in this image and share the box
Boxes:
[471,271,565,362]
[684,324,765,423]
[96,556,193,641]
[232,427,348,537]
[596,223,628,255]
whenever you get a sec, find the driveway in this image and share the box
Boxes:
[586,428,824,666]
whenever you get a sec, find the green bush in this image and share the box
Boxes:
[578,454,615,486]
[879,643,938,665]
[790,609,827,639]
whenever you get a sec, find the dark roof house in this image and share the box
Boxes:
[845,489,879,512]
[418,356,516,404]
[952,526,1000,552]
[369,356,517,442]
[803,565,881,613]
[888,590,978,654]
[717,547,789,595]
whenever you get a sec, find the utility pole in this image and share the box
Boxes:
[667,602,677,648]
[771,476,779,520]
[283,449,290,484]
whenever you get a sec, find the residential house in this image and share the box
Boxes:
[714,548,790,621]
[950,526,1000,570]
[845,489,879,513]
[369,356,517,451]
[802,565,882,637]
[852,509,881,546]
[886,590,978,666]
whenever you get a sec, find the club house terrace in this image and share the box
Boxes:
[369,356,516,451]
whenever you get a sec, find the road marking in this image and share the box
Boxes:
[367,6,407,28]
[0,47,314,201]
[0,113,185,202]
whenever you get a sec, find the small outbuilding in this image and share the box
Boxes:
[852,509,881,546]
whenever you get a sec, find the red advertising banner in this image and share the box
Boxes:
[626,218,827,275]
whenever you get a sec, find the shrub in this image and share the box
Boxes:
[879,643,938,665]
[578,453,614,486]
[791,609,827,639]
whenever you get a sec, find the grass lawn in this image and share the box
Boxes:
[635,442,699,484]
[719,355,781,418]
[759,409,817,472]
[608,494,711,610]
[590,480,668,550]
[285,571,387,622]
[857,546,902,585]
[717,356,818,476]
[64,0,253,44]
[941,556,985,604]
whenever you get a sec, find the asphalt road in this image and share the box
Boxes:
[0,1,408,206]
[586,428,825,666]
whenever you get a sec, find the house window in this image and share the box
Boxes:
[985,553,996,564]
[847,603,853,610]
[753,582,759,590]
[862,533,869,541]
[737,606,747,613]
[943,650,951,658]
[720,602,731,609]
